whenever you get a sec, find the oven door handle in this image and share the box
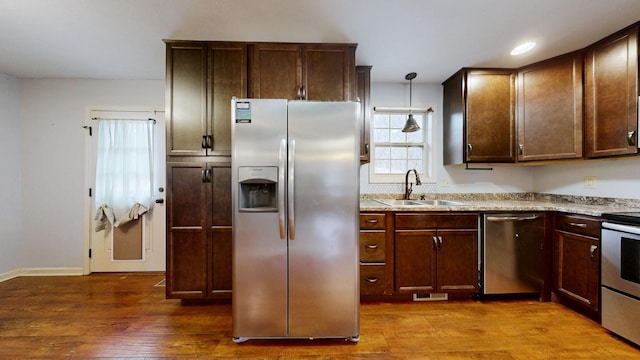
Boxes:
[602,222,640,236]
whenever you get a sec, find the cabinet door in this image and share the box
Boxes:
[207,43,247,156]
[553,230,600,311]
[436,230,478,293]
[356,65,372,164]
[465,70,517,163]
[302,44,356,101]
[443,69,516,164]
[517,53,583,161]
[395,230,437,293]
[207,165,232,296]
[166,42,208,157]
[250,43,301,99]
[166,163,208,298]
[585,25,639,158]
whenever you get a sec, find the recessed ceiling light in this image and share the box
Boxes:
[510,41,536,55]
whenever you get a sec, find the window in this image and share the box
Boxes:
[369,108,434,183]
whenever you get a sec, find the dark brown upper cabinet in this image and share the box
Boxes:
[165,41,247,157]
[517,52,583,162]
[443,68,517,165]
[250,43,356,101]
[356,65,372,164]
[584,25,639,158]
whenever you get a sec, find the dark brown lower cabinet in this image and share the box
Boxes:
[553,213,601,320]
[394,213,478,296]
[166,162,232,300]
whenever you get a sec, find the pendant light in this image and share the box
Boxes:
[402,72,420,133]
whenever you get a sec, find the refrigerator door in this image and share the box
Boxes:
[232,99,288,338]
[286,101,360,338]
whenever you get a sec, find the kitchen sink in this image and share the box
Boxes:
[417,199,466,206]
[373,199,467,207]
[373,199,425,206]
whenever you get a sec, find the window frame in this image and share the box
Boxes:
[368,106,436,184]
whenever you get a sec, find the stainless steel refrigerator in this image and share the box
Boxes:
[230,98,360,343]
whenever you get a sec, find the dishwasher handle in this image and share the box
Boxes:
[486,214,541,222]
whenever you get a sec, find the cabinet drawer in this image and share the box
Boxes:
[359,231,386,262]
[360,264,386,295]
[555,214,600,238]
[360,213,386,229]
[395,213,478,230]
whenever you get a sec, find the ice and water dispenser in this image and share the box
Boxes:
[238,166,278,211]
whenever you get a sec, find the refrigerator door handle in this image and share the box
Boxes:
[278,138,287,239]
[288,139,296,240]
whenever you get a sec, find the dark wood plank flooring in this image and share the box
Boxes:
[0,273,638,359]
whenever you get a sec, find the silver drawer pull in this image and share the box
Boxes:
[365,244,379,250]
[567,222,587,228]
[365,277,379,283]
[364,219,378,224]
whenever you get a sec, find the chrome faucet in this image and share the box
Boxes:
[403,169,422,200]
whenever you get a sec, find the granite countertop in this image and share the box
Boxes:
[360,193,640,217]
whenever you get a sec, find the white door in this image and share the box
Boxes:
[86,109,166,272]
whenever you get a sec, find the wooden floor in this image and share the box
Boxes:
[0,274,638,359]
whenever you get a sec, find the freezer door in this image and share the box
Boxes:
[232,99,288,338]
[286,101,361,338]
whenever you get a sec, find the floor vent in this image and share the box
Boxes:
[413,293,448,302]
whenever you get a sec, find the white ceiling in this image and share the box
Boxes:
[2,0,640,83]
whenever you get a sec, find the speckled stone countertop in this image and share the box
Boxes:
[360,193,640,217]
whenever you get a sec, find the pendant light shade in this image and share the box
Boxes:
[402,72,420,133]
[402,113,420,132]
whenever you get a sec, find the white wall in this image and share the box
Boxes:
[0,73,22,275]
[533,158,640,199]
[360,82,534,195]
[19,79,164,269]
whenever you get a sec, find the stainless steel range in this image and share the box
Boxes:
[600,212,640,346]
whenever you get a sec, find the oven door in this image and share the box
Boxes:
[601,222,640,298]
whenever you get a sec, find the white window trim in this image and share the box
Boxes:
[369,105,436,184]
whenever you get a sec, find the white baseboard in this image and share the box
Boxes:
[0,267,84,282]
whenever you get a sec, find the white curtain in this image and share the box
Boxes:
[94,119,154,231]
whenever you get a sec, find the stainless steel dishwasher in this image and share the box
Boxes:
[481,213,544,297]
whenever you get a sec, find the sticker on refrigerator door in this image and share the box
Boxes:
[235,101,252,123]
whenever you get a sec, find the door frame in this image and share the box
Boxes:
[83,105,165,275]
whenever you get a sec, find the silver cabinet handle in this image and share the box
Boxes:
[432,236,438,250]
[297,85,306,100]
[589,245,598,262]
[201,135,213,149]
[438,236,443,249]
[467,144,472,156]
[365,277,379,283]
[628,130,636,146]
[518,144,524,155]
[201,169,211,183]
[278,138,287,240]
[288,139,296,240]
[365,244,379,250]
[567,222,587,228]
[364,219,378,224]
